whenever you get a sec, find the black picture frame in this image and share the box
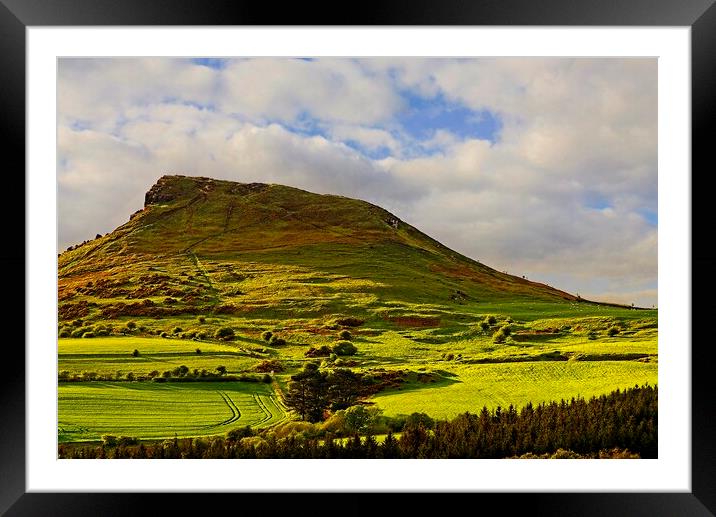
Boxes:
[3,0,714,514]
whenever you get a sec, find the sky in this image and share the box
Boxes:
[57,57,657,307]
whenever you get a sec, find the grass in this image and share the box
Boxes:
[58,381,286,442]
[372,361,658,420]
[59,337,262,376]
[56,175,659,442]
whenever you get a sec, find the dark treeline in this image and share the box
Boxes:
[59,384,656,459]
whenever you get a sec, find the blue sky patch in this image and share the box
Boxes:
[191,58,228,69]
[396,91,501,144]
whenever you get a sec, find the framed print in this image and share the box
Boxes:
[4,0,715,514]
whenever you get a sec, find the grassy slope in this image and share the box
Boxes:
[57,175,657,440]
[58,381,285,442]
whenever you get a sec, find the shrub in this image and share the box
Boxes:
[82,332,95,338]
[173,327,183,334]
[607,326,620,337]
[335,317,364,327]
[126,372,135,381]
[215,327,235,340]
[148,370,159,379]
[500,325,512,336]
[195,348,202,355]
[305,345,332,358]
[338,330,352,340]
[333,340,357,356]
[96,329,109,336]
[101,435,117,447]
[493,329,507,344]
[587,331,598,340]
[485,315,497,325]
[132,349,140,357]
[254,360,284,373]
[216,365,227,376]
[58,330,71,338]
[262,374,272,383]
[160,332,169,338]
[198,316,206,323]
[197,332,208,340]
[270,335,286,346]
[126,321,137,330]
[261,331,273,342]
[479,321,490,331]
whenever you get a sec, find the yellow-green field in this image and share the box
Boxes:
[57,176,658,443]
[372,360,657,419]
[58,381,286,442]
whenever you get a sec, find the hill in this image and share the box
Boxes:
[56,174,657,442]
[59,174,579,325]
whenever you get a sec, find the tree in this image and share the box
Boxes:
[283,363,330,422]
[327,368,363,409]
[344,405,382,434]
[132,349,140,357]
[261,331,273,342]
[216,365,227,376]
[126,321,137,330]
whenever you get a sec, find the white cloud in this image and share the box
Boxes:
[57,57,657,306]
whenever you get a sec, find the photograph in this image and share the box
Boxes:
[56,56,659,460]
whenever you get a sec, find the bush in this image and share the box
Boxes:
[499,325,512,336]
[195,348,202,354]
[493,329,507,344]
[197,332,208,340]
[173,327,183,334]
[126,372,135,381]
[261,331,273,342]
[215,327,235,340]
[254,359,284,373]
[479,321,490,331]
[587,331,598,340]
[132,349,140,357]
[58,330,71,338]
[270,335,286,346]
[607,326,620,337]
[305,345,332,358]
[333,340,357,356]
[485,315,497,325]
[262,374,272,383]
[82,332,95,338]
[126,321,137,330]
[338,330,352,340]
[198,316,206,323]
[335,317,364,327]
[160,332,169,338]
[101,434,117,447]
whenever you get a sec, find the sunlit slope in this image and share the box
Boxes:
[58,175,581,326]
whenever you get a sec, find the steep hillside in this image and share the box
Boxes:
[59,175,579,328]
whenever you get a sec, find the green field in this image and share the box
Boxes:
[58,381,286,442]
[57,176,658,444]
[59,337,261,377]
[373,361,657,419]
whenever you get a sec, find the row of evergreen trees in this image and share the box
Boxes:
[58,384,656,459]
